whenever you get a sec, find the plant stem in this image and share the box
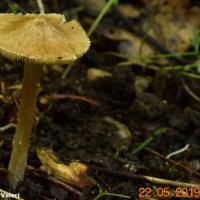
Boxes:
[88,0,116,37]
[8,63,43,188]
[132,128,166,155]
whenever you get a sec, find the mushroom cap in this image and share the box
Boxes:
[0,13,90,65]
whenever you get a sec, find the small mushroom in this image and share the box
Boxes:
[0,13,90,188]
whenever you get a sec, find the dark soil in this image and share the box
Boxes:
[0,1,200,200]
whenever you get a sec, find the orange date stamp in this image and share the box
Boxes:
[138,187,200,198]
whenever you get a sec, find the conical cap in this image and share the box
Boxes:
[0,13,90,65]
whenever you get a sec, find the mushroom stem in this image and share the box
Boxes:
[8,63,43,188]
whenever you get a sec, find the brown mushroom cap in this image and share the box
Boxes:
[0,13,90,65]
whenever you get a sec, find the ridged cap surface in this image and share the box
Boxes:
[0,13,90,65]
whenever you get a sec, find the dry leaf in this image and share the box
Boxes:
[36,148,91,189]
[142,1,200,52]
[153,13,197,52]
[100,26,154,64]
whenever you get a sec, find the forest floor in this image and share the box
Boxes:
[1,0,200,199]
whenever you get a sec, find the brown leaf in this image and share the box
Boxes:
[36,148,91,189]
[100,26,154,64]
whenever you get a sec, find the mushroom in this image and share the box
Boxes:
[0,13,90,188]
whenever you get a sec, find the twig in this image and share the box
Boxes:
[181,78,200,103]
[36,0,45,14]
[48,94,100,107]
[90,165,200,188]
[61,63,74,79]
[48,176,84,199]
[166,144,190,159]
[26,165,85,199]
[143,176,199,188]
[145,147,200,180]
[0,123,16,132]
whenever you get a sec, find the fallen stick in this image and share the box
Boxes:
[90,165,200,188]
